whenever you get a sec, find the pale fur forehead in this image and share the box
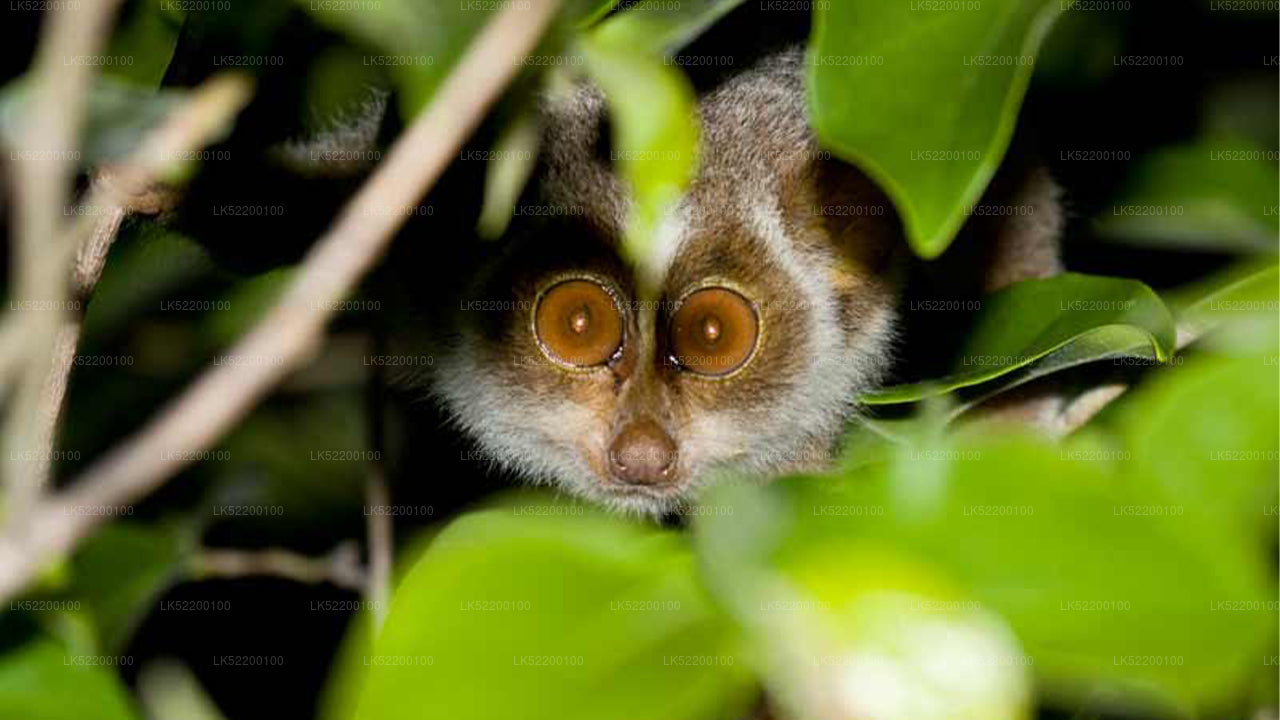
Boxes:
[539,49,814,277]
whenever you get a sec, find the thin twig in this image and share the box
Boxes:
[365,325,392,630]
[0,0,563,603]
[365,464,392,627]
[193,542,366,593]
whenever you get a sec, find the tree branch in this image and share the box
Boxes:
[3,0,126,524]
[193,542,367,593]
[0,0,563,603]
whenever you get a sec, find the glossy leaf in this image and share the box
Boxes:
[865,273,1177,405]
[810,0,1069,258]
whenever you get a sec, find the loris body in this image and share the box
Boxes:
[397,49,1061,515]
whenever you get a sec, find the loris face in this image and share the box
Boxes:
[431,52,903,515]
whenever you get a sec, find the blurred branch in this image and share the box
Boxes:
[2,0,126,525]
[365,327,392,630]
[193,542,366,592]
[15,76,254,506]
[365,465,392,626]
[0,0,563,603]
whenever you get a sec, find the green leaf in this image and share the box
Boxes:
[1095,140,1280,254]
[579,26,699,285]
[66,522,191,655]
[214,391,368,541]
[136,660,228,720]
[295,0,492,118]
[82,224,217,347]
[104,0,185,89]
[0,639,141,720]
[335,496,754,720]
[698,513,1033,720]
[947,325,1153,419]
[865,273,1177,404]
[0,76,185,167]
[1125,354,1280,547]
[203,267,293,348]
[600,0,746,54]
[810,0,1068,258]
[477,109,541,239]
[1166,261,1279,352]
[297,0,614,119]
[698,427,1275,716]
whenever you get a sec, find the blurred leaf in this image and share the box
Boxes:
[699,425,1274,716]
[1125,353,1279,546]
[66,522,191,655]
[295,0,493,118]
[601,0,745,54]
[786,549,1030,720]
[0,76,185,166]
[0,639,141,720]
[579,25,698,284]
[477,108,540,239]
[1126,272,1280,546]
[1095,140,1280,253]
[810,0,1069,258]
[214,390,367,539]
[865,273,1177,405]
[203,267,293,348]
[104,0,185,89]
[137,659,228,720]
[297,0,613,119]
[336,496,754,720]
[1166,260,1279,352]
[1202,78,1279,153]
[82,223,217,347]
[1032,6,1127,86]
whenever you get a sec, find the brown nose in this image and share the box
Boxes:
[608,418,677,486]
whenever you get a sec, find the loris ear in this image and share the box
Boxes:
[780,149,906,282]
[960,158,1065,292]
[901,152,1065,308]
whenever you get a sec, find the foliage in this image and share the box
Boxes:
[810,0,1070,258]
[0,1,1275,719]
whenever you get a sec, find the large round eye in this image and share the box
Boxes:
[534,279,624,367]
[669,287,758,376]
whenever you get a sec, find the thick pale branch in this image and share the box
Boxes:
[21,76,254,496]
[3,0,126,522]
[0,0,563,603]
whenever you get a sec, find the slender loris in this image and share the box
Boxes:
[385,48,1064,516]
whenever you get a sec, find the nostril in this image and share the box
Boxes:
[608,419,677,486]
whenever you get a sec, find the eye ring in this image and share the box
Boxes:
[531,275,626,371]
[668,284,760,379]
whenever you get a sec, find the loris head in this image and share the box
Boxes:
[430,51,903,515]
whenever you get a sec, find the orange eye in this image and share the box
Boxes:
[534,279,624,367]
[669,287,758,376]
